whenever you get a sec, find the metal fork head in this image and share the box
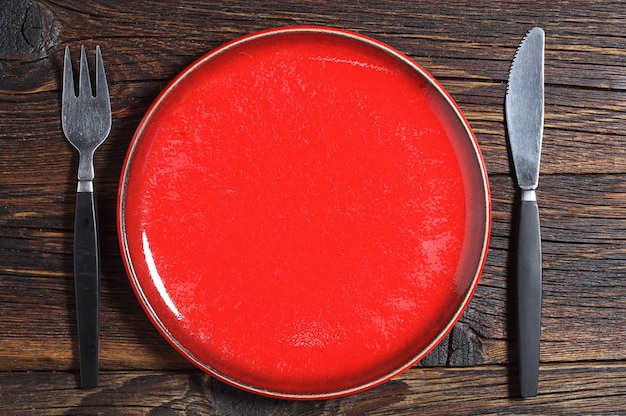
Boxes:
[62,45,112,183]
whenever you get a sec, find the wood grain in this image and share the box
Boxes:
[2,0,626,413]
[3,364,626,415]
[3,175,626,370]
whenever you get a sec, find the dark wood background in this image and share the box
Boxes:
[1,0,626,414]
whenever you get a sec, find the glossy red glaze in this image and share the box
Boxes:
[118,27,490,399]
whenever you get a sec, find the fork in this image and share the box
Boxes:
[61,45,111,389]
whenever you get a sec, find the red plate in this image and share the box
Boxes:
[118,26,490,399]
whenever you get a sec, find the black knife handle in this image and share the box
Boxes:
[74,190,100,388]
[516,196,542,398]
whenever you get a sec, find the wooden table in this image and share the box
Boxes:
[1,0,625,414]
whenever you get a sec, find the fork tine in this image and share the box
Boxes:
[95,46,109,100]
[79,45,92,97]
[63,46,75,98]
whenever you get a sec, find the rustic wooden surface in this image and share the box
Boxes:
[1,0,626,414]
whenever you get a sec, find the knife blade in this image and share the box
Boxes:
[505,26,545,398]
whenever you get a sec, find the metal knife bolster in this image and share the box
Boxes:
[521,189,536,201]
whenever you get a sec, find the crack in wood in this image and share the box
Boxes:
[0,0,57,60]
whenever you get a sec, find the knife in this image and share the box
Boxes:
[505,27,545,398]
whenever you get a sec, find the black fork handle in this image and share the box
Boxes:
[74,190,100,388]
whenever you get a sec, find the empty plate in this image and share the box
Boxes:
[118,26,490,399]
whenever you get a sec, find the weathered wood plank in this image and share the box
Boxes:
[1,1,624,187]
[2,363,626,415]
[2,174,626,370]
